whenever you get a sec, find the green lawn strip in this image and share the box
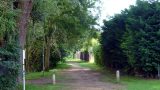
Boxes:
[55,62,71,69]
[24,72,70,90]
[17,84,68,90]
[79,62,160,90]
[79,62,101,70]
[26,71,53,80]
[26,84,67,90]
[19,63,72,90]
[121,76,160,90]
[26,63,71,80]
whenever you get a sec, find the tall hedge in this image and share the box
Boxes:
[101,0,160,77]
[101,13,128,70]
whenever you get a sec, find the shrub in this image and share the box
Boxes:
[93,45,103,66]
[0,43,19,90]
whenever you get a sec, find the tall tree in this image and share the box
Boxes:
[17,0,33,81]
[42,0,98,71]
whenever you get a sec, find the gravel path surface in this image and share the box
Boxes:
[27,62,124,90]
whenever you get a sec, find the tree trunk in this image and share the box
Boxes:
[44,37,51,71]
[17,0,33,82]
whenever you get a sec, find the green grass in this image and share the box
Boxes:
[66,58,81,61]
[17,84,67,90]
[121,76,160,90]
[26,71,53,80]
[55,62,71,69]
[19,63,72,90]
[79,62,102,70]
[79,62,160,90]
[26,63,71,80]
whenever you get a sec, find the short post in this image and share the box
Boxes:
[52,74,56,84]
[116,70,120,82]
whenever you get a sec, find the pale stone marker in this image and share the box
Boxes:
[53,74,56,84]
[116,70,120,82]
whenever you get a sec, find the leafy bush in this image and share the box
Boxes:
[0,1,19,89]
[50,48,66,68]
[93,45,103,66]
[0,43,19,90]
[25,40,43,72]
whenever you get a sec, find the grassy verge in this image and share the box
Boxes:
[26,63,71,80]
[55,62,71,69]
[26,71,53,80]
[79,62,160,90]
[18,63,71,90]
[79,62,102,70]
[17,84,67,90]
[121,76,160,90]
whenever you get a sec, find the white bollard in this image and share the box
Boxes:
[116,70,120,82]
[52,74,56,84]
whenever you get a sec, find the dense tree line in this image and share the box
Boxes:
[25,0,99,71]
[0,0,99,89]
[101,0,160,77]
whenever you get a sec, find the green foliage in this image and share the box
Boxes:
[101,0,160,77]
[0,1,19,89]
[25,0,99,71]
[101,13,127,70]
[0,0,17,37]
[49,47,66,69]
[0,43,19,90]
[93,45,104,66]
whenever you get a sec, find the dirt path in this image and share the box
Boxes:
[57,62,124,90]
[27,62,124,90]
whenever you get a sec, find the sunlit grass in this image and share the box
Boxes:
[79,62,102,70]
[55,62,71,69]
